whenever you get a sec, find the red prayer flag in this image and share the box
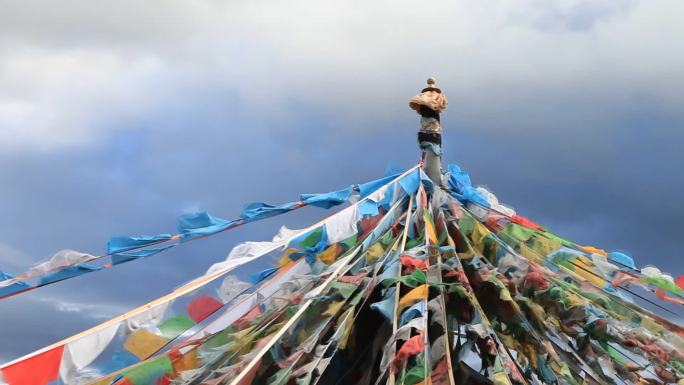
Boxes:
[234,305,264,330]
[676,275,684,290]
[359,214,384,239]
[419,187,428,209]
[187,295,223,323]
[1,346,64,385]
[611,271,640,288]
[511,215,544,231]
[400,256,429,272]
[337,272,367,285]
[431,357,450,385]
[655,288,684,305]
[391,334,425,372]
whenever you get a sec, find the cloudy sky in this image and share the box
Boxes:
[1,0,682,362]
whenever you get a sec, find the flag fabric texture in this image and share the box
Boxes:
[1,163,683,385]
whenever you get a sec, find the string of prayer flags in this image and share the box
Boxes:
[0,173,403,300]
[2,162,682,385]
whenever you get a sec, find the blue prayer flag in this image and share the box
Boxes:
[111,244,177,265]
[241,202,298,222]
[300,186,353,209]
[178,212,236,242]
[400,301,426,326]
[398,169,421,195]
[106,234,173,254]
[39,264,102,285]
[359,201,380,217]
[248,267,278,284]
[358,174,400,199]
[608,251,637,269]
[0,272,31,297]
[446,163,472,188]
[370,287,396,322]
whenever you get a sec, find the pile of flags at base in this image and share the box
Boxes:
[1,163,683,385]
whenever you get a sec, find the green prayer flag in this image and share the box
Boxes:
[121,355,174,385]
[204,326,234,348]
[401,354,429,385]
[158,315,196,339]
[501,223,537,242]
[382,269,427,288]
[540,231,575,248]
[458,216,475,236]
[405,234,425,250]
[300,228,324,249]
[330,281,358,299]
[340,234,358,250]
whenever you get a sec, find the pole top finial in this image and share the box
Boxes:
[409,76,448,114]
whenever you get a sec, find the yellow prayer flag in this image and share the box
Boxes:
[173,349,200,373]
[529,236,561,257]
[337,309,355,350]
[123,329,169,360]
[470,222,490,255]
[366,243,385,264]
[423,211,438,245]
[579,245,607,256]
[398,284,428,312]
[492,372,513,385]
[278,248,301,268]
[318,244,340,265]
[323,301,346,317]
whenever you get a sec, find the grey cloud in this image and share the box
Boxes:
[2,0,683,150]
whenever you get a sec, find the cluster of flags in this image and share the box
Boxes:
[0,169,412,300]
[1,163,683,385]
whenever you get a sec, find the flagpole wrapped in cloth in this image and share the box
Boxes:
[409,77,448,185]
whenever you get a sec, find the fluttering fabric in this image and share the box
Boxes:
[240,202,300,222]
[0,272,30,298]
[178,211,236,241]
[107,235,174,254]
[300,186,353,209]
[0,172,411,300]
[2,162,683,385]
[0,166,416,383]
